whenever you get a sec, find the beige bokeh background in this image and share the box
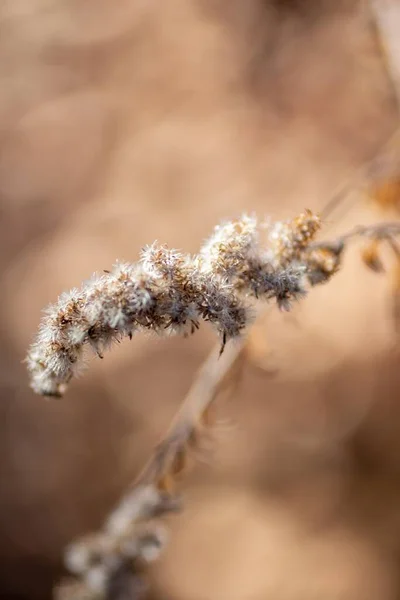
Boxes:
[1,1,400,599]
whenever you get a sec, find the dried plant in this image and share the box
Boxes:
[22,3,400,595]
[25,197,400,600]
[27,210,330,399]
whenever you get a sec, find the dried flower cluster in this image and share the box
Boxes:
[27,210,340,398]
[57,484,180,600]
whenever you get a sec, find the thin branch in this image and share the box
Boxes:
[57,339,246,600]
[312,221,400,251]
[369,0,400,111]
[320,127,400,222]
[116,338,246,496]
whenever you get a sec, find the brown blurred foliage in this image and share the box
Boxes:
[1,1,400,599]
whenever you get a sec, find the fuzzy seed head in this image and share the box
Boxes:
[268,209,321,267]
[27,210,324,396]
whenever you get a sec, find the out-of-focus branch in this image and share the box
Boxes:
[56,339,246,600]
[312,221,400,251]
[131,338,246,491]
[320,127,400,222]
[369,0,400,109]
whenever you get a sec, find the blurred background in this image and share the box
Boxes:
[1,0,400,598]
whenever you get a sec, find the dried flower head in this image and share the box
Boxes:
[59,483,178,600]
[266,209,322,267]
[28,210,399,398]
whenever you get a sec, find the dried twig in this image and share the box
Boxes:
[320,127,400,223]
[56,339,246,600]
[369,0,400,110]
[132,339,246,490]
[311,221,400,251]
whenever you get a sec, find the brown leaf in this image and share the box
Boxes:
[360,239,385,273]
[368,177,400,212]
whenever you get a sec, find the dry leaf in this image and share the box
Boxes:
[368,177,400,212]
[360,239,385,273]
